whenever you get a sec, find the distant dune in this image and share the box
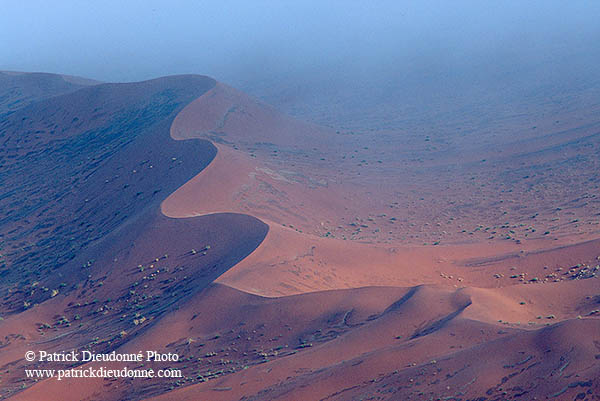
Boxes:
[0,71,99,114]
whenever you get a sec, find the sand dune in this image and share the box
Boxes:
[0,71,99,114]
[1,72,599,400]
[232,318,600,401]
[157,74,600,400]
[0,74,269,399]
[141,284,599,401]
[170,82,331,148]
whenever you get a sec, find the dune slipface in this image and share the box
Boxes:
[1,72,599,401]
[0,74,268,399]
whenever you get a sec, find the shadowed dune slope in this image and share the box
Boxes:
[0,74,218,310]
[0,74,273,399]
[3,212,267,400]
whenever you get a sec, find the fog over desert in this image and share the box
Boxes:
[1,1,600,400]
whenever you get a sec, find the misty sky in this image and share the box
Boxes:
[2,0,600,124]
[2,1,598,81]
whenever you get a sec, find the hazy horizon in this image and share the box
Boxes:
[2,1,599,83]
[3,1,600,129]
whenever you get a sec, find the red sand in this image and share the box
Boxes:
[2,73,599,400]
[157,78,600,400]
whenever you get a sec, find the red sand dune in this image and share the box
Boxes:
[142,287,600,401]
[170,82,331,148]
[159,76,600,400]
[0,74,266,399]
[1,72,599,400]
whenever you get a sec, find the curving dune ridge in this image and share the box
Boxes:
[1,74,268,400]
[156,78,600,400]
[1,72,599,400]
